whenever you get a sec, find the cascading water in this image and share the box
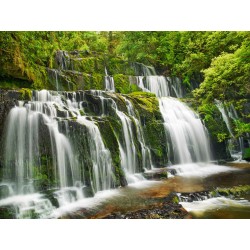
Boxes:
[134,64,211,165]
[87,90,153,182]
[124,97,153,171]
[215,99,243,161]
[100,94,145,183]
[145,76,171,97]
[159,98,211,164]
[104,67,115,92]
[0,90,116,218]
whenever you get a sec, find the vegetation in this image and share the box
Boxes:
[0,31,249,143]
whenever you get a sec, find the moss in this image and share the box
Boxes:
[107,58,134,75]
[19,88,32,100]
[211,185,250,197]
[79,109,85,116]
[127,93,168,166]
[172,195,180,204]
[243,147,250,161]
[0,76,31,89]
[129,91,156,98]
[71,57,96,73]
[113,74,130,94]
[0,206,16,219]
[95,117,126,187]
[91,73,104,90]
[197,103,230,142]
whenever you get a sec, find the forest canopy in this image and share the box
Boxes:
[0,31,249,133]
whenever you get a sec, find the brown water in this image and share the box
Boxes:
[57,163,250,219]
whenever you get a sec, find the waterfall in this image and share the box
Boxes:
[124,97,153,170]
[105,76,115,92]
[1,90,116,217]
[131,62,156,76]
[77,116,113,192]
[215,100,234,137]
[130,74,184,99]
[159,98,211,164]
[145,76,171,97]
[134,64,211,164]
[215,99,243,160]
[109,97,143,183]
[84,90,152,182]
[104,67,115,92]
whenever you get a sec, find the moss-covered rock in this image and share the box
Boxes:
[211,185,250,197]
[0,206,17,219]
[19,88,32,100]
[127,92,168,166]
[96,117,127,187]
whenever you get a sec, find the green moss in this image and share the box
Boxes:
[107,58,134,75]
[172,195,179,204]
[211,185,250,197]
[71,57,96,73]
[19,88,32,100]
[79,109,85,116]
[0,77,31,89]
[95,117,125,187]
[127,93,168,166]
[0,206,16,219]
[198,103,230,142]
[243,147,250,160]
[113,74,130,94]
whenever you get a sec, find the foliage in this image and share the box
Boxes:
[193,40,250,103]
[0,31,249,144]
[0,31,110,89]
[197,103,230,142]
[234,119,250,137]
[116,31,249,86]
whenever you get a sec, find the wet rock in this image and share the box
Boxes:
[177,191,211,202]
[82,186,94,198]
[42,190,60,208]
[103,193,189,219]
[143,168,168,180]
[0,206,16,219]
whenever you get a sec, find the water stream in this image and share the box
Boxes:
[0,62,248,218]
[215,99,243,160]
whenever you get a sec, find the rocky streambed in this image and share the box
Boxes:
[58,162,250,219]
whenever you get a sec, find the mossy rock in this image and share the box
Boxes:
[95,117,127,187]
[106,58,135,75]
[127,93,168,166]
[19,88,32,100]
[0,206,17,219]
[243,147,250,161]
[198,103,230,142]
[211,185,250,197]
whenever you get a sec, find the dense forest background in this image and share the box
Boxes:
[0,31,249,140]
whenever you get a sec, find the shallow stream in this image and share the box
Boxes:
[52,162,250,219]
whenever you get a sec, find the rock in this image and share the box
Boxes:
[82,186,94,198]
[143,168,168,180]
[0,206,16,219]
[102,193,189,219]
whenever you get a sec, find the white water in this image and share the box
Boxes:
[131,64,211,164]
[77,116,113,192]
[104,68,115,92]
[160,97,211,164]
[124,97,153,171]
[1,90,116,217]
[215,99,243,160]
[168,163,238,178]
[145,76,171,97]
[86,90,151,183]
[113,105,139,180]
[180,197,250,216]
